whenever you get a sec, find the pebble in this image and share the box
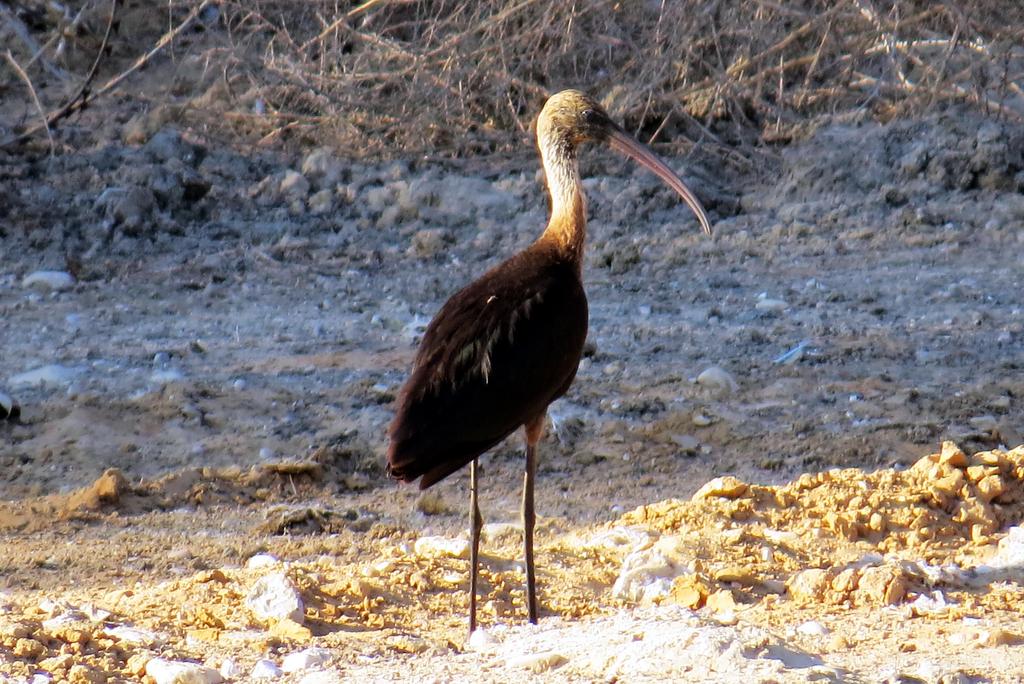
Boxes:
[281,648,331,673]
[280,170,311,198]
[308,189,334,214]
[755,297,788,312]
[696,366,738,394]
[250,659,284,679]
[232,378,247,391]
[103,624,162,646]
[8,364,81,388]
[691,411,713,427]
[259,447,275,460]
[145,658,224,684]
[691,476,748,500]
[796,620,830,637]
[245,572,305,624]
[612,541,689,603]
[414,536,470,559]
[22,270,75,291]
[246,553,280,569]
[218,660,242,679]
[467,628,497,650]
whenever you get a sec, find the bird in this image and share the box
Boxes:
[387,89,711,635]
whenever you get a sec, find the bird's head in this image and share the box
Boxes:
[537,89,712,235]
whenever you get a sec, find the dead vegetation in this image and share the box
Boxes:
[2,1,1024,155]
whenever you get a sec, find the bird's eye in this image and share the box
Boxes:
[581,109,597,123]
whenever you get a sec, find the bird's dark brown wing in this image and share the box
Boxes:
[387,246,588,489]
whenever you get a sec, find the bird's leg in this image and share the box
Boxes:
[523,414,545,624]
[469,458,483,635]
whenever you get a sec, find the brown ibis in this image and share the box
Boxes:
[387,89,711,634]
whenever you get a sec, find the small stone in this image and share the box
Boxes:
[281,648,331,673]
[796,620,830,637]
[247,553,280,569]
[714,565,757,585]
[103,624,161,646]
[696,366,738,394]
[414,536,470,559]
[218,660,242,679]
[280,170,310,198]
[308,189,334,214]
[979,627,1020,647]
[145,658,224,684]
[671,574,709,608]
[755,297,788,312]
[13,637,46,657]
[245,572,305,624]
[66,665,105,684]
[705,589,737,613]
[939,441,968,468]
[854,565,906,606]
[269,618,313,641]
[467,628,497,650]
[504,651,568,673]
[126,653,152,678]
[787,568,832,603]
[692,476,748,500]
[975,474,1005,503]
[691,411,713,427]
[22,270,75,291]
[250,659,283,679]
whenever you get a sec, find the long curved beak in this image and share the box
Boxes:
[605,126,712,236]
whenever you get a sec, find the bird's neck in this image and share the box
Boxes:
[538,142,586,263]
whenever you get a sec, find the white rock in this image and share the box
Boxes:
[246,553,280,569]
[145,658,224,684]
[22,270,75,291]
[103,624,163,646]
[282,648,331,673]
[467,627,498,651]
[612,538,692,603]
[9,364,82,388]
[755,298,788,312]
[219,659,242,679]
[250,659,283,679]
[977,526,1024,572]
[796,620,829,636]
[414,536,470,559]
[696,366,738,394]
[29,675,53,684]
[245,572,305,624]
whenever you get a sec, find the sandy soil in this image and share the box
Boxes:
[2,55,1024,682]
